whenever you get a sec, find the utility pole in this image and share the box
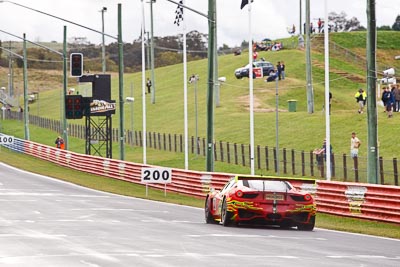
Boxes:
[150,0,156,104]
[299,0,302,35]
[305,0,314,113]
[62,26,68,150]
[8,41,14,96]
[22,33,29,140]
[366,0,378,184]
[100,7,107,73]
[146,31,150,69]
[206,0,216,172]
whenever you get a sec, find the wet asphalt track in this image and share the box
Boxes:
[0,163,399,267]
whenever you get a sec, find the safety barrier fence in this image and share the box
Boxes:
[4,112,399,186]
[1,135,399,225]
[317,181,400,224]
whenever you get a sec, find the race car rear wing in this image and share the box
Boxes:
[233,175,316,189]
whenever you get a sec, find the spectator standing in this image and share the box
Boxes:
[392,84,400,112]
[313,139,332,171]
[354,88,367,114]
[276,61,282,80]
[146,78,152,94]
[387,86,395,118]
[318,18,323,33]
[350,132,361,158]
[55,136,65,149]
[252,51,258,61]
[381,86,389,112]
[280,61,285,80]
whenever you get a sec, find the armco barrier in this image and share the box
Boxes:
[1,136,399,225]
[316,181,400,224]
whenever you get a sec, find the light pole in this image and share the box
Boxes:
[366,0,378,184]
[126,93,135,147]
[150,0,156,104]
[189,74,199,156]
[305,0,314,113]
[100,7,107,73]
[275,78,279,175]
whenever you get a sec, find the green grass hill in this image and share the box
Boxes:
[1,31,400,172]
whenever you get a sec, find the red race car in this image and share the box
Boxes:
[205,175,316,230]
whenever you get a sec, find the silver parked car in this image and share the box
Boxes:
[234,61,275,79]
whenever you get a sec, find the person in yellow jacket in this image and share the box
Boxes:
[355,88,367,114]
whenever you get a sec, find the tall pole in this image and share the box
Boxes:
[247,1,255,175]
[183,0,188,170]
[206,0,216,172]
[299,0,302,35]
[141,0,147,164]
[130,82,134,146]
[275,79,279,175]
[150,0,156,104]
[305,0,314,113]
[324,0,331,180]
[146,31,150,69]
[22,33,29,140]
[194,76,199,156]
[117,4,125,160]
[62,26,68,149]
[366,0,378,184]
[101,7,107,73]
[8,41,14,97]
[214,14,219,108]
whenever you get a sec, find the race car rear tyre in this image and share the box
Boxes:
[205,197,218,224]
[221,198,234,227]
[297,216,315,231]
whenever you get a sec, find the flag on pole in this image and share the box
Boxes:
[174,0,184,26]
[240,0,254,9]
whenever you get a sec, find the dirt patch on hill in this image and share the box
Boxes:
[237,95,287,112]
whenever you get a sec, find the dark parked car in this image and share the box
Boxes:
[234,61,275,79]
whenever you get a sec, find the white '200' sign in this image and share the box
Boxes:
[141,168,172,183]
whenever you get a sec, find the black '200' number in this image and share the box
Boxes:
[143,169,170,181]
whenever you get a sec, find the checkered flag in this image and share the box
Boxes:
[174,0,184,26]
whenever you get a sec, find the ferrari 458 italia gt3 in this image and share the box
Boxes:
[205,175,316,230]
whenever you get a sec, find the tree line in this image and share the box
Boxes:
[0,12,399,73]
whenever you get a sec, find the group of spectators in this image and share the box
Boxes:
[253,41,283,52]
[354,84,400,118]
[381,84,400,118]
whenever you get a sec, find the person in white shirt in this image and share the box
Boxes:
[350,132,361,158]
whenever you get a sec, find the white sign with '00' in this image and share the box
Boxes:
[141,167,172,184]
[0,135,14,145]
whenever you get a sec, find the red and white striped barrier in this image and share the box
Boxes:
[2,137,399,224]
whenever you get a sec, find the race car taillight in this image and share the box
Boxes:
[236,190,244,198]
[304,194,312,201]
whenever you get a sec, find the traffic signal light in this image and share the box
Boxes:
[65,95,83,119]
[70,53,83,77]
